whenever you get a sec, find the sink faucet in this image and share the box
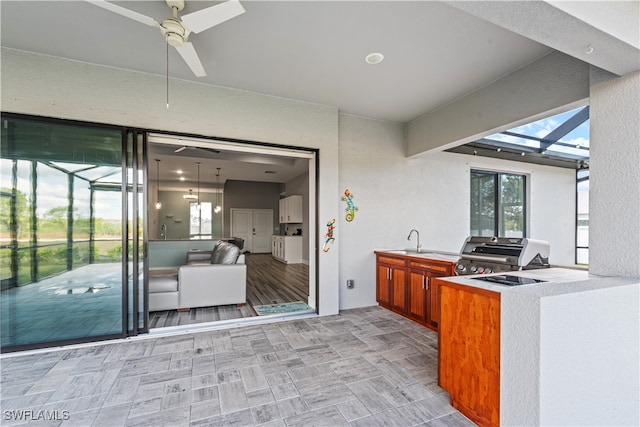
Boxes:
[161,224,167,240]
[407,229,422,252]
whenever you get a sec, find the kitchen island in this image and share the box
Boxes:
[435,268,639,426]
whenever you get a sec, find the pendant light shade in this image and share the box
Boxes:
[155,159,162,210]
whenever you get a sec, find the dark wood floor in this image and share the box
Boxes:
[149,253,309,328]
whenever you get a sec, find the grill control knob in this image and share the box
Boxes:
[485,267,493,274]
[477,267,485,274]
[470,265,478,273]
[456,264,466,272]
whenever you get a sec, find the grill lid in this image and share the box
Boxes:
[456,236,550,275]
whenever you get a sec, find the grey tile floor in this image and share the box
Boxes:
[0,306,474,426]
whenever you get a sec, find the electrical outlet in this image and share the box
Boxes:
[347,279,354,289]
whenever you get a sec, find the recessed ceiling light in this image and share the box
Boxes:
[365,52,384,65]
[176,169,183,174]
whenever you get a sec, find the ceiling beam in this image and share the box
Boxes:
[443,1,640,77]
[406,51,589,156]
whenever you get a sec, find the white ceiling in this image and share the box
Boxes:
[3,1,636,186]
[0,0,550,123]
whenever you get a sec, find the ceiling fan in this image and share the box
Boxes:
[174,145,220,154]
[85,0,245,77]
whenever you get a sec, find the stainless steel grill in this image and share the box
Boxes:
[455,236,550,275]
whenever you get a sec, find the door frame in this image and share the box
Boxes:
[148,132,318,311]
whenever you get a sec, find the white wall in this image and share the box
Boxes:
[338,114,576,310]
[1,48,341,316]
[589,70,640,276]
[538,282,640,426]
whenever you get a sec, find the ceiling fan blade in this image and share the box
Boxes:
[84,0,158,27]
[181,0,245,34]
[175,42,206,77]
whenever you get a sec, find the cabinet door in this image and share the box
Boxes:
[390,267,407,313]
[376,264,391,306]
[286,195,303,222]
[408,269,428,322]
[278,199,286,223]
[428,272,447,327]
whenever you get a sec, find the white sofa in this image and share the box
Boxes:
[149,241,247,312]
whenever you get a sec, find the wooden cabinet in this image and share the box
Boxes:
[407,260,451,328]
[279,195,303,223]
[437,279,501,427]
[376,255,407,313]
[375,252,455,331]
[272,235,302,263]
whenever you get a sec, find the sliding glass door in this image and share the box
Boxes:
[0,114,146,351]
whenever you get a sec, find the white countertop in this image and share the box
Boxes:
[436,267,639,297]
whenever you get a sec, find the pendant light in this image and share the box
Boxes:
[196,162,201,210]
[154,159,162,210]
[214,168,222,214]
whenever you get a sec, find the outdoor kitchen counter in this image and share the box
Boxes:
[436,268,640,426]
[375,248,460,263]
[436,266,591,294]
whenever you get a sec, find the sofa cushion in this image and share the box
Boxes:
[211,241,240,264]
[149,276,178,293]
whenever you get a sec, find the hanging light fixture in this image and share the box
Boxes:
[196,162,201,210]
[183,162,201,200]
[183,189,197,200]
[154,159,162,210]
[214,167,222,214]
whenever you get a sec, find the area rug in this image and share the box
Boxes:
[253,301,313,316]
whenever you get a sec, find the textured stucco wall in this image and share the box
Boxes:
[589,70,640,276]
[338,114,576,310]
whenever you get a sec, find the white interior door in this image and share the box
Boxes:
[231,209,273,253]
[252,210,273,253]
[231,209,252,251]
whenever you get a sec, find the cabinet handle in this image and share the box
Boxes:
[425,276,429,291]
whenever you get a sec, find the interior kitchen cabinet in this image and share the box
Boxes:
[437,279,501,427]
[271,235,302,264]
[278,195,303,223]
[375,252,455,330]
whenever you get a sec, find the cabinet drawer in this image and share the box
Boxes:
[377,256,406,267]
[408,260,450,274]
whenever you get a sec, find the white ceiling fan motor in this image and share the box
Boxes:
[161,0,189,47]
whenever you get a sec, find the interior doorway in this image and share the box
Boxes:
[146,133,316,329]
